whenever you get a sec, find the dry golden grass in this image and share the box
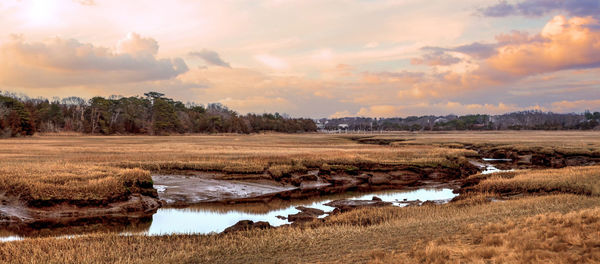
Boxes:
[0,134,478,203]
[0,163,153,205]
[0,131,598,205]
[361,131,600,156]
[0,194,598,263]
[2,131,600,263]
[372,207,600,264]
[470,165,600,196]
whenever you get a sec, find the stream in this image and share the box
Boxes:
[0,160,510,242]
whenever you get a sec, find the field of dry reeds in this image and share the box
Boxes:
[0,133,478,204]
[1,131,600,263]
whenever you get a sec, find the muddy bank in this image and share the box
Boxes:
[153,175,296,205]
[154,163,473,206]
[147,187,459,235]
[464,145,600,169]
[0,194,160,229]
[0,215,152,240]
[347,136,600,170]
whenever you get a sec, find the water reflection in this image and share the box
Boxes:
[142,188,457,235]
[0,187,457,241]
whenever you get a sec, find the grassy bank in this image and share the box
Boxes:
[2,132,600,262]
[0,134,477,205]
[468,165,600,196]
[0,194,598,263]
[1,131,599,208]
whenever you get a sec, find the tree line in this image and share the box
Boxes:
[319,110,600,131]
[0,92,317,137]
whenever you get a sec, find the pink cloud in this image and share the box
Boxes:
[0,34,187,88]
[487,16,600,76]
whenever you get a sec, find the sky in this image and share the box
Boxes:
[0,0,599,118]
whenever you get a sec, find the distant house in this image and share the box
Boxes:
[337,124,349,133]
[315,120,325,130]
[434,118,448,124]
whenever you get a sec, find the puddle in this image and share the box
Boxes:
[0,158,519,242]
[482,165,514,174]
[136,188,457,235]
[0,187,457,240]
[470,159,515,175]
[482,158,512,162]
[0,236,22,242]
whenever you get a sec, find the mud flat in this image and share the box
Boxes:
[152,165,469,206]
[0,153,511,241]
[466,145,600,169]
[153,175,296,205]
[0,187,458,241]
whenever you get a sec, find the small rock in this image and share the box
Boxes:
[290,174,319,187]
[400,199,422,207]
[324,199,392,213]
[288,211,317,222]
[371,196,382,201]
[517,154,532,165]
[368,174,390,185]
[299,174,318,181]
[427,172,448,179]
[421,201,436,206]
[356,173,372,183]
[276,215,287,220]
[295,206,325,216]
[223,220,272,233]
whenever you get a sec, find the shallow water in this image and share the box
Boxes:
[482,158,512,162]
[141,188,457,235]
[0,236,22,242]
[0,187,457,241]
[482,165,514,174]
[481,158,515,174]
[2,158,514,242]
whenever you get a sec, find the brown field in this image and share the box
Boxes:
[468,166,600,196]
[2,131,598,204]
[1,131,600,263]
[1,133,478,205]
[0,194,598,263]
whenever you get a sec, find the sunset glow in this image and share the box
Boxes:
[0,0,599,117]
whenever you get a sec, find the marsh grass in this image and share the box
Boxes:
[471,166,600,196]
[0,194,598,263]
[2,132,600,263]
[0,163,153,205]
[374,207,600,264]
[0,134,477,204]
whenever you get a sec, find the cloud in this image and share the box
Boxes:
[189,49,231,68]
[364,42,379,48]
[219,96,291,113]
[361,71,424,84]
[346,102,540,118]
[480,0,600,18]
[486,16,600,76]
[413,15,600,92]
[452,42,498,59]
[0,34,188,88]
[356,105,397,117]
[117,32,159,56]
[73,0,96,6]
[254,54,289,70]
[550,99,600,113]
[329,110,352,118]
[419,42,497,62]
[411,50,462,66]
